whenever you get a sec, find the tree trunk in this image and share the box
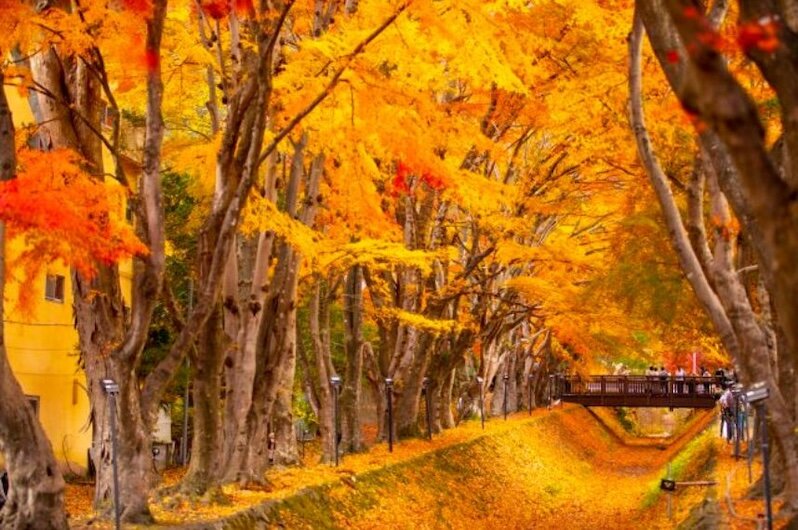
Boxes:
[309,282,336,464]
[394,333,436,437]
[114,374,156,523]
[340,266,364,452]
[440,368,456,429]
[182,306,224,495]
[272,346,299,466]
[362,342,387,440]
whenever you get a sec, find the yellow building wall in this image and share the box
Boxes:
[2,86,133,473]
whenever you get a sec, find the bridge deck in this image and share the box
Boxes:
[551,375,720,409]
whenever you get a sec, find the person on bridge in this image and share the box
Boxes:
[701,367,712,393]
[675,366,686,394]
[658,366,669,394]
[687,368,698,394]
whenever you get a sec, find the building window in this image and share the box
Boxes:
[26,395,40,417]
[102,104,118,130]
[45,274,65,303]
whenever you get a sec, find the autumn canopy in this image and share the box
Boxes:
[0,0,797,527]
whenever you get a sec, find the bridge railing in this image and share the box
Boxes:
[550,375,722,400]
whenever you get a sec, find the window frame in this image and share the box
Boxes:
[44,274,66,303]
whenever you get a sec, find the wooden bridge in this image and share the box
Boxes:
[550,375,721,409]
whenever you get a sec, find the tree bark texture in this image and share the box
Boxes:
[182,307,225,495]
[341,265,364,452]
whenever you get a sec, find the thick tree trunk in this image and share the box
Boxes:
[340,266,364,452]
[440,368,456,429]
[309,282,336,463]
[394,333,435,437]
[232,249,300,482]
[182,306,224,495]
[272,346,299,466]
[362,342,388,440]
[221,230,276,472]
[706,174,798,509]
[490,352,515,416]
[72,269,131,509]
[114,374,156,523]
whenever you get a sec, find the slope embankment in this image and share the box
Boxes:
[177,406,717,530]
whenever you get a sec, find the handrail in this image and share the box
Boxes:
[551,375,722,401]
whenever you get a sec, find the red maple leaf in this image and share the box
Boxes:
[392,161,412,196]
[234,0,253,15]
[202,0,230,20]
[121,0,151,15]
[738,19,780,53]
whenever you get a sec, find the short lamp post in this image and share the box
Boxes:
[476,376,485,430]
[422,377,433,440]
[731,383,743,459]
[101,379,121,530]
[385,378,394,452]
[330,375,342,466]
[745,382,772,530]
[502,373,509,420]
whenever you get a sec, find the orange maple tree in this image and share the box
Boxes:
[0,147,146,309]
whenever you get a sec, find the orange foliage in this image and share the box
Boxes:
[0,148,146,310]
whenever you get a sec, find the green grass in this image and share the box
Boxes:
[641,426,717,508]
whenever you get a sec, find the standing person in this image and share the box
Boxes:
[687,368,698,394]
[675,366,686,394]
[645,366,655,394]
[659,366,669,394]
[714,367,726,392]
[719,384,734,442]
[701,367,712,394]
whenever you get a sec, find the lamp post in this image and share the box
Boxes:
[476,376,485,430]
[180,359,190,466]
[745,382,772,530]
[181,278,193,466]
[731,383,743,459]
[101,379,121,530]
[422,377,433,440]
[503,373,509,420]
[385,378,394,452]
[330,375,342,466]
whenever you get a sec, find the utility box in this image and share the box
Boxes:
[152,406,172,471]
